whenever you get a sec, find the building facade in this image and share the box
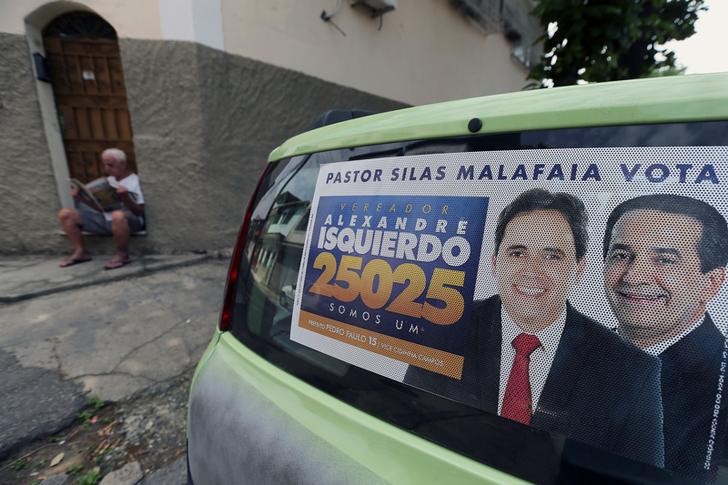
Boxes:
[0,0,539,254]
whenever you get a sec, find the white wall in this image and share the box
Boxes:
[2,0,528,105]
[219,0,528,104]
[159,0,224,50]
[1,0,162,38]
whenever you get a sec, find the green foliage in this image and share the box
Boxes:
[78,396,106,423]
[12,458,29,470]
[647,65,688,77]
[528,0,706,87]
[77,409,94,423]
[76,467,102,485]
[87,396,105,412]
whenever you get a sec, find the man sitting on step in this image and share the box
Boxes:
[58,147,145,270]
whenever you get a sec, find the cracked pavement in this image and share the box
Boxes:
[0,259,228,458]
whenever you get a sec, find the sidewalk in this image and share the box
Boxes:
[0,254,211,303]
[0,254,229,469]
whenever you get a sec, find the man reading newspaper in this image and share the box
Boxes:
[58,148,145,270]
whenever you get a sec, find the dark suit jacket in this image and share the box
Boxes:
[405,295,664,467]
[660,315,728,481]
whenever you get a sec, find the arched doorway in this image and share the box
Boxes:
[43,11,137,183]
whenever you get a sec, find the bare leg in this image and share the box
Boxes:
[108,210,131,268]
[58,208,91,265]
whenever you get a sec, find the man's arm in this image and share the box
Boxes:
[70,183,96,210]
[116,185,144,216]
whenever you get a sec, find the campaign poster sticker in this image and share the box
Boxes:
[287,145,728,479]
[291,168,488,379]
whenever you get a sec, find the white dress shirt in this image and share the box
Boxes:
[498,306,567,414]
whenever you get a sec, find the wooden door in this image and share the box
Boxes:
[44,36,137,183]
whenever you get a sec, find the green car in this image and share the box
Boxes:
[187,73,728,484]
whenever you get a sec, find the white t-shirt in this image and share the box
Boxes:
[108,173,144,203]
[106,173,144,221]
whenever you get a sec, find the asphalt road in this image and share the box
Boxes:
[0,258,228,481]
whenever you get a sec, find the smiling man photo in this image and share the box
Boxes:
[406,188,664,467]
[603,194,728,480]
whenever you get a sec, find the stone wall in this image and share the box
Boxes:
[0,37,405,255]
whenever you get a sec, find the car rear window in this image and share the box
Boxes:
[229,121,728,483]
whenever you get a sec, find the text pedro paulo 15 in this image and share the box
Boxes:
[290,161,488,379]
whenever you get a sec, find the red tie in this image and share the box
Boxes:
[500,333,541,425]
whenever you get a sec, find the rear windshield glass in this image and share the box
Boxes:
[230,121,728,483]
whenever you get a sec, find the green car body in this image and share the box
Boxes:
[187,73,728,484]
[270,73,728,162]
[190,331,525,484]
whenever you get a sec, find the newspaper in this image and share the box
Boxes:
[70,177,124,213]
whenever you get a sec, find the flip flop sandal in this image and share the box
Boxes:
[59,256,92,268]
[104,259,130,270]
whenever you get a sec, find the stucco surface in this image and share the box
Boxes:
[0,33,64,254]
[1,38,403,255]
[195,42,406,250]
[119,40,207,254]
[118,39,405,254]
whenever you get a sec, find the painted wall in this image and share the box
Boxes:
[2,0,530,105]
[0,35,404,254]
[220,0,528,105]
[0,0,533,254]
[0,0,162,39]
[159,0,224,50]
[0,33,61,253]
[121,39,404,253]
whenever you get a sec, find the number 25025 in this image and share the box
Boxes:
[308,252,465,325]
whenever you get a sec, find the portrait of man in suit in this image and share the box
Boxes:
[405,188,664,467]
[603,194,728,480]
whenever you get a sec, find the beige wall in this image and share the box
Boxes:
[0,0,161,39]
[221,0,527,104]
[2,0,527,105]
[0,34,406,255]
[0,0,529,255]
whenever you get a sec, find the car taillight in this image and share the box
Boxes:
[219,167,270,331]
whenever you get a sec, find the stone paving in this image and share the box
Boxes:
[0,254,209,303]
[0,256,228,470]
